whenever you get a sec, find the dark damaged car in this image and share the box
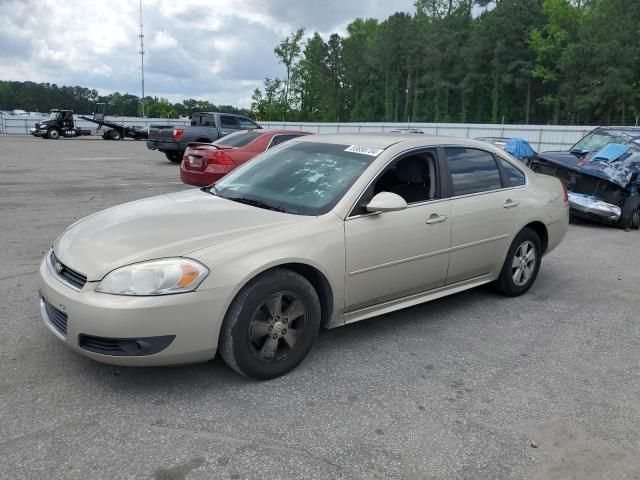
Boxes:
[529,127,640,229]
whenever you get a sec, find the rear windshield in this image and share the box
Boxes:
[214,131,262,148]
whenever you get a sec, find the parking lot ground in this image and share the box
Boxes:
[0,135,639,480]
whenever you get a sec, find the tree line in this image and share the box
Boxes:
[253,0,640,125]
[0,81,251,118]
[2,0,637,125]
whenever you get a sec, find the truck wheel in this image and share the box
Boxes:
[164,151,184,163]
[111,130,122,141]
[102,130,113,140]
[48,128,60,140]
[618,197,640,230]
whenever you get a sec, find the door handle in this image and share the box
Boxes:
[503,199,519,208]
[426,214,447,224]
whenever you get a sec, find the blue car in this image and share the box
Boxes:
[529,127,640,230]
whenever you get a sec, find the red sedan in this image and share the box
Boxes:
[180,129,311,186]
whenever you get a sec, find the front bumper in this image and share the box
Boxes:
[38,256,234,366]
[30,128,47,137]
[568,192,621,222]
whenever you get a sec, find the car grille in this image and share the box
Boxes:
[43,298,68,336]
[78,334,175,356]
[79,335,124,355]
[50,251,87,290]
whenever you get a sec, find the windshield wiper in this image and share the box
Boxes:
[224,196,286,213]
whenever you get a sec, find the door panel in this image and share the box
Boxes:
[445,190,519,284]
[345,200,452,311]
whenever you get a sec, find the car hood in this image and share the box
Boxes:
[538,151,639,188]
[53,189,300,281]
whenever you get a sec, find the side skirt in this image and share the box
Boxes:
[342,273,496,326]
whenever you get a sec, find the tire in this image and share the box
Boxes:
[618,197,640,230]
[164,151,183,163]
[102,130,112,140]
[47,128,60,140]
[219,269,321,380]
[494,228,542,297]
[111,129,122,141]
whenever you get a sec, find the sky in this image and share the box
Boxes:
[0,0,417,108]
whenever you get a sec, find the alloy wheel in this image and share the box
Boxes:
[247,291,307,363]
[511,240,537,287]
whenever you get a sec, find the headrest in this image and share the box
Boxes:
[396,158,428,184]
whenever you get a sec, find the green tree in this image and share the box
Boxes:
[274,28,305,120]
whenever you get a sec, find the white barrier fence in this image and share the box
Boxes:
[260,121,598,152]
[0,114,190,136]
[1,114,601,151]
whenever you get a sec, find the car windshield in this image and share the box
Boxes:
[214,131,262,148]
[49,111,61,119]
[571,131,632,153]
[212,141,381,215]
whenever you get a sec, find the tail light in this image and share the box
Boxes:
[172,128,184,141]
[561,181,568,203]
[207,151,235,165]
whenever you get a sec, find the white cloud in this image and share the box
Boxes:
[151,31,178,49]
[0,0,416,108]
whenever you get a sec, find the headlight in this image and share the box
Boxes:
[95,258,209,296]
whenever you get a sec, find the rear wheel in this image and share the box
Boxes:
[219,269,321,380]
[164,151,183,163]
[110,129,122,141]
[494,228,542,296]
[47,128,60,140]
[618,197,640,230]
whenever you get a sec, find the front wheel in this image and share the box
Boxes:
[219,269,321,380]
[164,151,183,163]
[110,129,122,140]
[618,197,640,230]
[494,228,542,297]
[47,128,60,140]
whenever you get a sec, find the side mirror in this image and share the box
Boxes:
[365,192,408,213]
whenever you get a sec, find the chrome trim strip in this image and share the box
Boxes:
[344,272,495,324]
[348,233,510,276]
[46,249,82,291]
[40,298,66,341]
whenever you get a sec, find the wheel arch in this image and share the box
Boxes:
[228,262,335,329]
[522,221,548,254]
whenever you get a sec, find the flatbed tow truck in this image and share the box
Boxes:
[79,103,148,140]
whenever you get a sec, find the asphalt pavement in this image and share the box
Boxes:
[0,135,638,479]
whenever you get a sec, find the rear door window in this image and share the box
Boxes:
[220,116,238,129]
[498,157,526,187]
[445,147,503,196]
[200,115,215,126]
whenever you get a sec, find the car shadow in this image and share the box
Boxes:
[72,286,497,393]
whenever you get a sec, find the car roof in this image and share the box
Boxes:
[257,129,312,135]
[293,132,490,150]
[595,126,640,138]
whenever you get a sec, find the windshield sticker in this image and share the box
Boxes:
[344,145,384,156]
